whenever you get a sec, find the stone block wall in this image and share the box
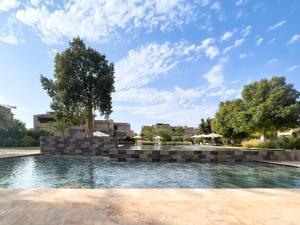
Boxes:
[40,137,300,162]
[40,136,118,155]
[106,149,300,162]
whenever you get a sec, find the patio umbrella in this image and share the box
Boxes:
[93,131,110,137]
[191,135,201,139]
[133,135,142,139]
[153,136,163,139]
[198,134,209,138]
[206,133,222,145]
[206,133,222,138]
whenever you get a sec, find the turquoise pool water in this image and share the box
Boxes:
[0,155,299,188]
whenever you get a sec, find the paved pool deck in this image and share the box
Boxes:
[256,160,300,168]
[0,189,299,225]
[0,149,40,159]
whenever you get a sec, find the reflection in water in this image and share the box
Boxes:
[0,156,299,188]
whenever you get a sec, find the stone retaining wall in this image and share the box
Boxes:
[40,137,300,162]
[40,136,118,155]
[103,148,300,162]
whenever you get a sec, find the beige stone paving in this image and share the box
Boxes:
[256,160,300,168]
[0,149,40,159]
[0,189,299,225]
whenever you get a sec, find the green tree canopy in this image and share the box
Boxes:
[141,126,153,141]
[242,76,300,137]
[0,119,26,147]
[0,105,13,128]
[172,126,185,141]
[41,37,115,136]
[198,118,212,134]
[212,76,300,142]
[212,99,249,141]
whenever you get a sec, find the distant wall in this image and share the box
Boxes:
[104,149,300,162]
[40,136,118,155]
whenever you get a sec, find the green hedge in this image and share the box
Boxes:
[140,141,192,145]
[242,137,300,150]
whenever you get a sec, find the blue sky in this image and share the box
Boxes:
[0,0,299,132]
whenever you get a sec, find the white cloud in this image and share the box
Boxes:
[30,0,53,7]
[286,65,299,72]
[0,17,24,45]
[115,40,204,91]
[235,38,244,46]
[114,87,204,105]
[115,42,178,91]
[113,84,239,127]
[46,48,58,58]
[199,0,210,6]
[236,10,245,18]
[241,25,251,37]
[210,2,221,11]
[113,85,219,127]
[199,38,220,59]
[16,0,195,44]
[203,59,226,88]
[256,36,263,46]
[239,53,247,59]
[223,38,244,54]
[268,20,286,31]
[0,35,23,44]
[221,30,234,41]
[0,0,20,12]
[236,0,246,6]
[266,58,278,65]
[207,87,241,100]
[268,38,275,45]
[287,34,300,44]
[113,52,238,127]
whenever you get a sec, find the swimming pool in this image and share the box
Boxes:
[0,155,299,188]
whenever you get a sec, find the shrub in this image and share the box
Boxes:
[242,139,262,148]
[21,135,35,147]
[242,137,300,150]
[140,141,154,145]
[275,136,300,150]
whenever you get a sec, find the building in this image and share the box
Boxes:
[94,120,132,138]
[114,122,132,137]
[33,112,55,129]
[277,129,299,137]
[94,119,114,134]
[33,112,132,138]
[184,126,197,138]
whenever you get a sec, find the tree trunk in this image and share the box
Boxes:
[87,106,94,137]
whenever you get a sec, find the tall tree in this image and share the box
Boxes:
[242,76,300,140]
[41,37,115,136]
[211,100,249,141]
[0,105,13,128]
[212,76,300,142]
[198,118,212,134]
[172,126,185,141]
[141,126,154,141]
[0,119,26,147]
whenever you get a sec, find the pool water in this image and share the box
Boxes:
[0,155,299,188]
